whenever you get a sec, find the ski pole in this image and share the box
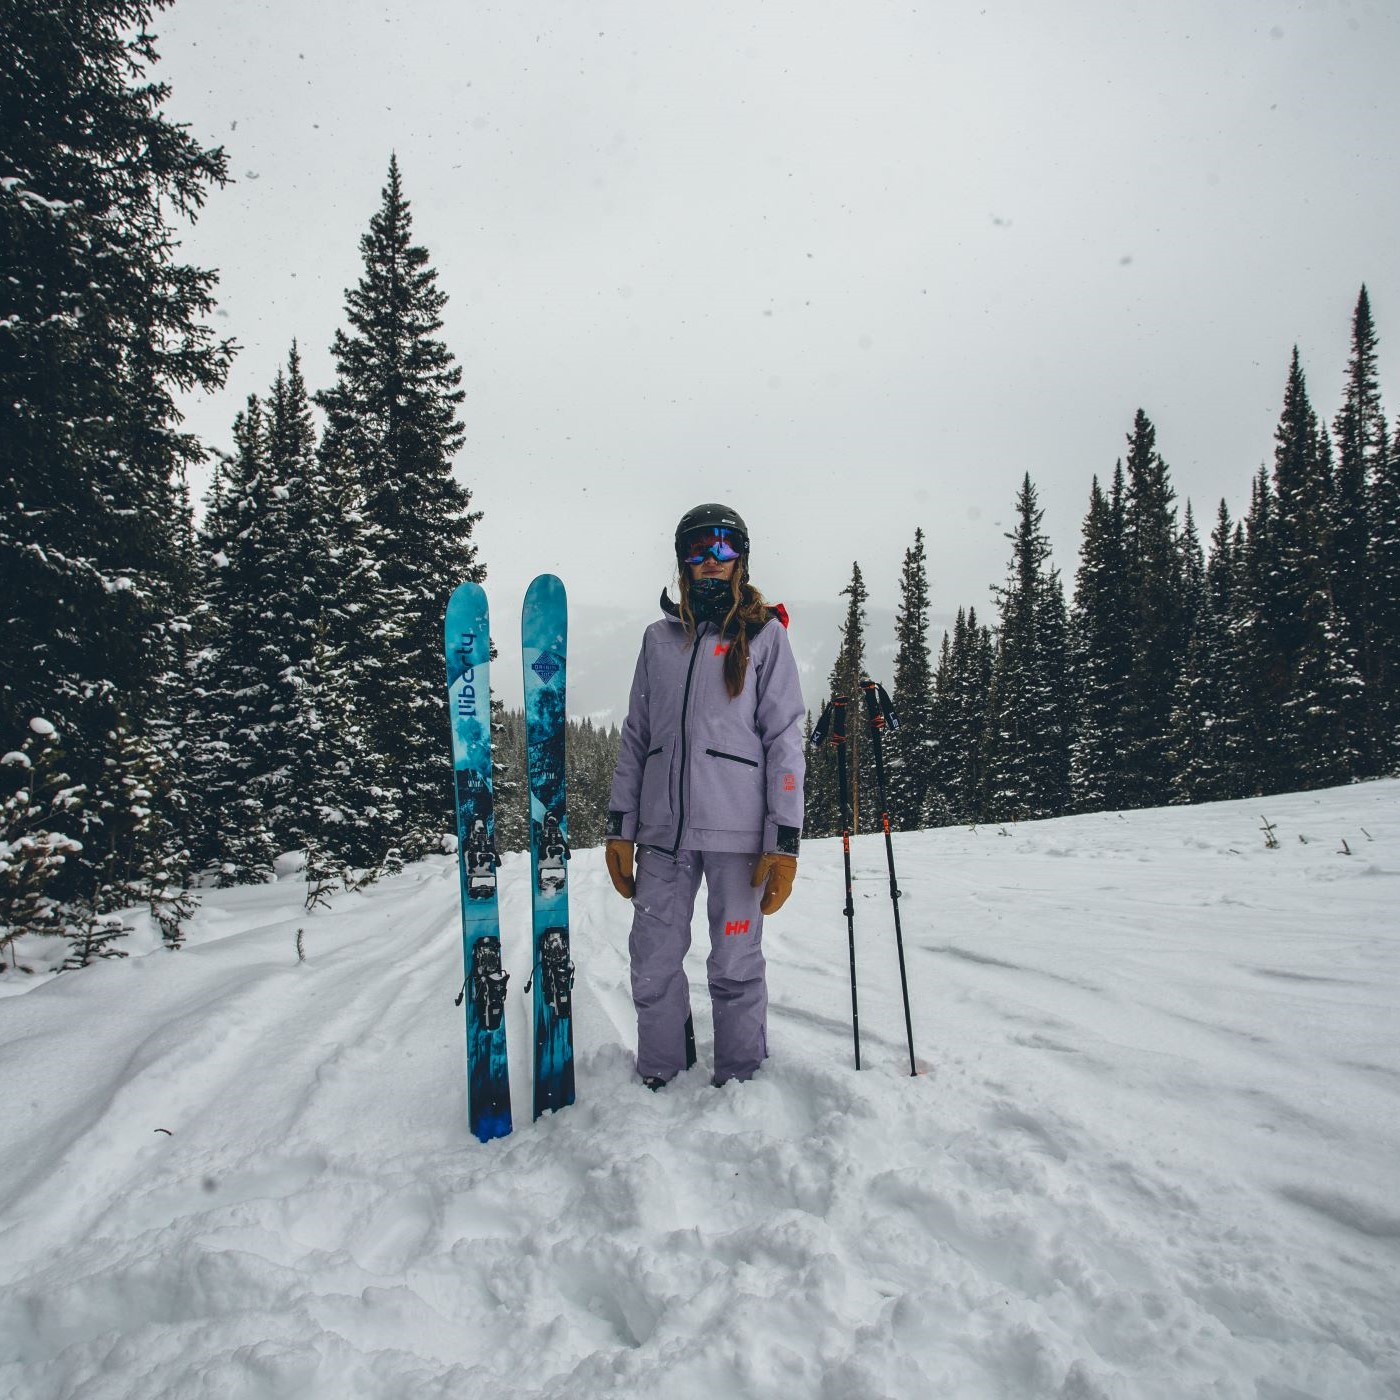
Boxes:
[812,696,860,1070]
[861,677,917,1077]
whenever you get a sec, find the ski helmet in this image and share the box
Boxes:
[674,503,750,561]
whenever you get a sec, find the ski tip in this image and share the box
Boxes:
[524,572,566,601]
[445,579,488,628]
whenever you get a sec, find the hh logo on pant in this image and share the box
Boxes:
[724,919,751,936]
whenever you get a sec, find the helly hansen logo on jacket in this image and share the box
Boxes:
[724,919,751,936]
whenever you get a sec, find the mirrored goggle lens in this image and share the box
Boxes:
[681,529,743,564]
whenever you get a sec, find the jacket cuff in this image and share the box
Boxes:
[607,810,638,842]
[765,822,801,856]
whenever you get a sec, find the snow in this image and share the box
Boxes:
[1,782,1397,1398]
[28,718,56,738]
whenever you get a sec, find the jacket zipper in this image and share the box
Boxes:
[705,748,758,767]
[667,624,706,855]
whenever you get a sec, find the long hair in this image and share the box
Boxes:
[677,567,771,698]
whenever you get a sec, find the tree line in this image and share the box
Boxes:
[807,289,1399,834]
[1,6,510,966]
[5,4,1395,972]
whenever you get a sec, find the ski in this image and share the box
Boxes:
[445,582,512,1143]
[521,573,576,1118]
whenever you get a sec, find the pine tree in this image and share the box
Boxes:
[926,627,958,825]
[1272,349,1330,666]
[802,710,837,838]
[1069,469,1132,812]
[932,607,996,823]
[491,704,528,856]
[1284,591,1364,788]
[1167,504,1234,806]
[838,563,877,831]
[189,350,405,884]
[1,721,83,964]
[1,0,233,922]
[189,398,280,883]
[1119,411,1187,808]
[1265,349,1366,788]
[1229,466,1288,794]
[1373,419,1400,769]
[1332,287,1386,764]
[1169,501,1246,802]
[263,346,402,873]
[316,156,481,857]
[888,529,936,828]
[807,564,871,835]
[157,467,202,901]
[961,611,996,822]
[293,434,405,872]
[984,476,1070,822]
[1178,502,1207,648]
[561,714,622,852]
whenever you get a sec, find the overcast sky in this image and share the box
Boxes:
[157,0,1400,634]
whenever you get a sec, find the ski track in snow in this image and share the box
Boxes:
[1,783,1398,1398]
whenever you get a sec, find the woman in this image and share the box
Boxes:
[604,503,806,1088]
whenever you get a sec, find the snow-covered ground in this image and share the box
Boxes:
[1,783,1397,1399]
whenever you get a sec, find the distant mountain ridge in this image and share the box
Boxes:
[491,598,956,722]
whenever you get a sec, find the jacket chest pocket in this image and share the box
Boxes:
[639,738,673,823]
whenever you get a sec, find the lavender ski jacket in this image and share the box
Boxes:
[609,595,806,856]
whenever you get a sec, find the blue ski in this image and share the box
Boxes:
[521,573,576,1118]
[445,582,512,1142]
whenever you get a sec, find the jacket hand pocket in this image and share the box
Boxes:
[639,739,673,824]
[693,745,765,833]
[703,747,760,768]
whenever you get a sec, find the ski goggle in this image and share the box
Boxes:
[680,528,745,564]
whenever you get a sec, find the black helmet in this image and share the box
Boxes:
[674,503,749,559]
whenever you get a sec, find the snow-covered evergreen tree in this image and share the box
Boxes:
[1119,411,1187,809]
[1283,592,1364,789]
[0,0,232,922]
[263,347,404,873]
[316,156,481,857]
[1263,350,1366,787]
[1167,506,1236,805]
[926,628,958,825]
[984,476,1070,822]
[888,529,936,829]
[1366,420,1400,772]
[190,399,280,884]
[1,721,83,964]
[1271,349,1331,666]
[288,432,405,874]
[1069,469,1132,812]
[1178,502,1207,649]
[806,564,871,836]
[930,607,996,824]
[1228,467,1288,794]
[1332,288,1386,764]
[1374,419,1400,770]
[1169,501,1247,803]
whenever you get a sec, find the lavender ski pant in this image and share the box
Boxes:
[630,847,768,1085]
